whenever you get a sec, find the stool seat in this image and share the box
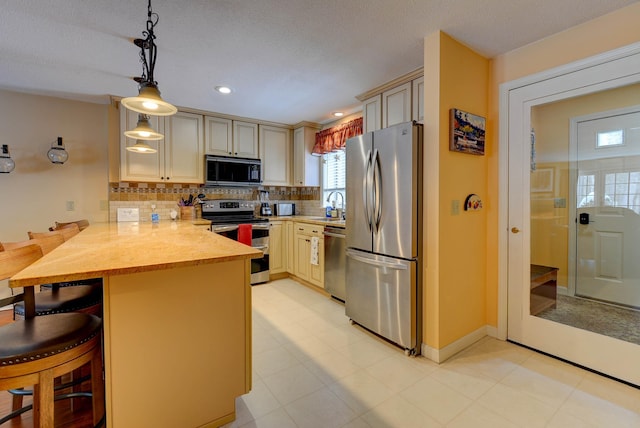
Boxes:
[13,284,103,318]
[0,313,102,366]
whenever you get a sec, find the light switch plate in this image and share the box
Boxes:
[117,207,140,222]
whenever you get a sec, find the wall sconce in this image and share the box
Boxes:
[47,137,69,164]
[0,144,15,173]
[124,114,164,140]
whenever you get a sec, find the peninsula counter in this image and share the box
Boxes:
[10,221,262,427]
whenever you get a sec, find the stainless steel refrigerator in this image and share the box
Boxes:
[345,121,422,355]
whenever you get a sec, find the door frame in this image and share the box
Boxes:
[497,42,640,340]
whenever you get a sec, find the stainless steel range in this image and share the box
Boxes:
[201,199,270,284]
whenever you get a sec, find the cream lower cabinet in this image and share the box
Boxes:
[269,221,285,274]
[293,222,324,288]
[286,221,294,274]
[120,108,204,183]
[260,125,291,185]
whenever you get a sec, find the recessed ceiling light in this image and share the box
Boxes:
[333,112,344,117]
[215,86,232,94]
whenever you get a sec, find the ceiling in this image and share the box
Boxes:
[0,0,636,125]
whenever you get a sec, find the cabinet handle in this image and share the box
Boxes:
[306,239,310,242]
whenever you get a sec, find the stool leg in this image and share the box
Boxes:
[91,346,105,425]
[34,370,55,428]
[11,387,24,411]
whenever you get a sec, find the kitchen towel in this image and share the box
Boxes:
[310,236,319,265]
[238,224,252,246]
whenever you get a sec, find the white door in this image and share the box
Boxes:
[574,109,640,307]
[503,44,640,386]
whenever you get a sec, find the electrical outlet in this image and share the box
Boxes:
[66,200,75,211]
[451,200,460,215]
[554,198,567,208]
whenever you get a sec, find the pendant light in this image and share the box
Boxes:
[126,139,158,154]
[121,0,177,116]
[0,144,15,173]
[124,114,164,140]
[47,137,69,164]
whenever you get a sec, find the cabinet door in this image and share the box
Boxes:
[294,233,310,281]
[165,111,204,183]
[120,107,165,182]
[412,76,424,123]
[269,221,285,274]
[260,125,291,186]
[293,126,320,186]
[286,221,294,274]
[309,238,324,288]
[362,95,382,133]
[205,116,233,156]
[382,82,411,128]
[233,121,259,158]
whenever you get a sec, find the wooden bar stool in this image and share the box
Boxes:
[0,244,104,427]
[3,235,103,321]
[50,219,90,232]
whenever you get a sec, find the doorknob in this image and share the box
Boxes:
[511,227,520,234]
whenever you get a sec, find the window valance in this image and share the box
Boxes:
[312,117,363,155]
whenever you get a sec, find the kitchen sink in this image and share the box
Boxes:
[308,216,344,222]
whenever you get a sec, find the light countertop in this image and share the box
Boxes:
[10,221,262,288]
[264,215,346,228]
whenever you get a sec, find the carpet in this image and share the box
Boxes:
[537,294,640,345]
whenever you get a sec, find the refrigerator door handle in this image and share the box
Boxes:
[346,249,408,270]
[372,149,382,231]
[363,149,373,232]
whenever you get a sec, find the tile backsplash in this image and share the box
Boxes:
[109,182,321,222]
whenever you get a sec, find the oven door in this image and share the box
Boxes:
[250,224,270,284]
[211,223,270,284]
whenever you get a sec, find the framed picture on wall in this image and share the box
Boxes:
[450,108,486,155]
[531,167,554,193]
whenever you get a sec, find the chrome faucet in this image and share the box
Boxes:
[326,191,345,218]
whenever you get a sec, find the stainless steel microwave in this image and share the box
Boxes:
[205,155,262,186]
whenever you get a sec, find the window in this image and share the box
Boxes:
[322,151,346,209]
[597,129,624,147]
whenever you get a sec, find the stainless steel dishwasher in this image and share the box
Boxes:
[323,225,346,302]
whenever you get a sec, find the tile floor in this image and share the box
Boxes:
[223,278,640,427]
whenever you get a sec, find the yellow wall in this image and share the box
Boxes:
[0,90,109,242]
[485,3,640,327]
[424,32,489,349]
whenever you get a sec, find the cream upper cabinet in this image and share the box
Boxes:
[233,121,259,159]
[164,111,204,183]
[412,76,424,123]
[382,81,411,128]
[293,126,320,186]
[204,116,233,156]
[119,108,203,183]
[260,125,291,186]
[362,94,382,133]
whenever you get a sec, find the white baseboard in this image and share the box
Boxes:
[421,325,493,363]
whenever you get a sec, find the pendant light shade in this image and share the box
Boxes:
[0,144,15,173]
[126,139,158,154]
[121,0,177,116]
[124,113,164,140]
[121,83,177,116]
[47,137,69,164]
